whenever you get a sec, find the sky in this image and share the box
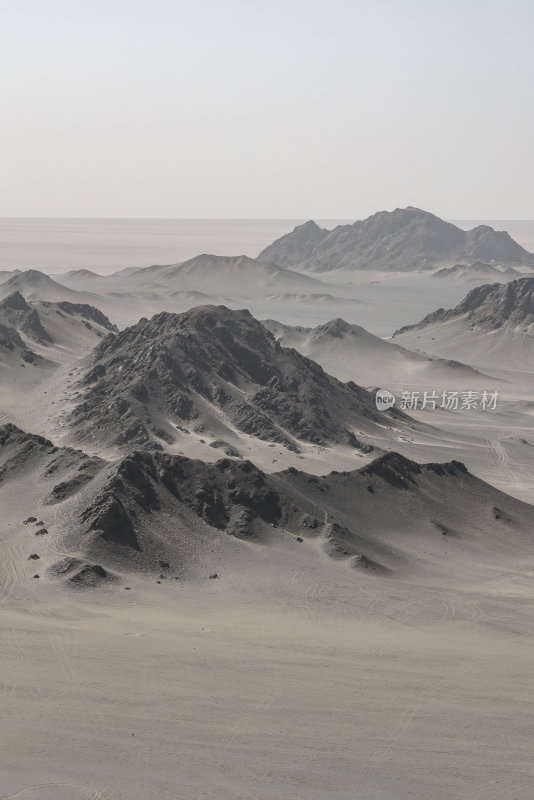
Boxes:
[1,0,533,219]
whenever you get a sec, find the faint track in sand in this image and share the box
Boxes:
[0,784,103,800]
[487,436,526,494]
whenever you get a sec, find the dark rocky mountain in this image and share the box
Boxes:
[78,449,497,575]
[394,277,534,335]
[69,305,406,452]
[2,423,532,585]
[258,207,534,272]
[60,447,534,579]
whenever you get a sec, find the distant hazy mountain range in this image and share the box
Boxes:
[258,207,534,272]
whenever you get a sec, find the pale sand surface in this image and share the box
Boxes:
[2,565,534,800]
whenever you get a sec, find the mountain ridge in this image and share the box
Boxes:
[2,423,532,586]
[394,277,534,335]
[68,304,407,453]
[258,207,534,272]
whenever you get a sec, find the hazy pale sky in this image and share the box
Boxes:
[1,0,533,218]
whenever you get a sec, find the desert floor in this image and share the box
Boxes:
[2,555,534,800]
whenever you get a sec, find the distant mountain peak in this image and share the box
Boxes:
[8,268,51,285]
[314,318,358,338]
[298,219,323,231]
[258,207,533,273]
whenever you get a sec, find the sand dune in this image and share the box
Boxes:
[114,253,334,295]
[264,316,490,388]
[0,269,100,304]
[433,262,524,282]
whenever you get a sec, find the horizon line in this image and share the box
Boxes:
[1,215,533,222]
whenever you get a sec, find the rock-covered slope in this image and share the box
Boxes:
[396,277,534,335]
[0,423,104,495]
[69,305,406,452]
[2,424,532,587]
[258,208,534,272]
[79,448,528,577]
[392,277,534,368]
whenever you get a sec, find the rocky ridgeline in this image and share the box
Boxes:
[395,277,534,335]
